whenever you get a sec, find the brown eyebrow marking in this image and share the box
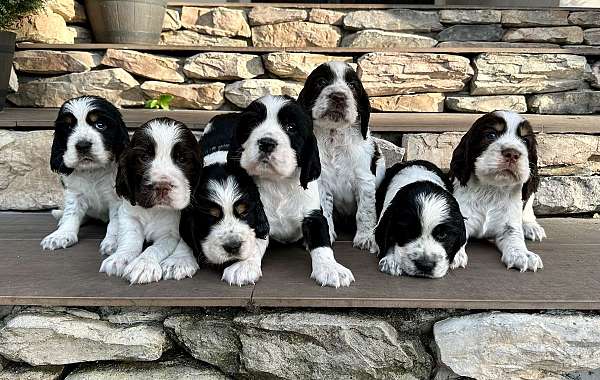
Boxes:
[87,112,99,123]
[518,120,534,137]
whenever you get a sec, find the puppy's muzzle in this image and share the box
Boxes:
[413,258,436,275]
[501,148,521,164]
[258,137,277,155]
[75,140,93,156]
[153,181,173,200]
[222,239,242,255]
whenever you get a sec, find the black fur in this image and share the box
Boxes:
[302,209,332,251]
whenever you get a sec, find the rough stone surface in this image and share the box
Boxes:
[0,363,64,380]
[11,9,75,44]
[528,90,600,114]
[373,137,405,167]
[180,7,250,38]
[471,53,590,95]
[224,79,303,108]
[344,10,443,32]
[342,30,437,48]
[584,28,600,45]
[437,41,559,48]
[248,7,307,26]
[536,134,600,168]
[160,30,247,47]
[503,26,584,44]
[0,131,62,211]
[101,49,185,83]
[13,50,101,74]
[262,52,352,79]
[183,53,263,80]
[402,133,462,170]
[569,11,600,27]
[437,24,504,42]
[592,61,600,88]
[308,9,345,26]
[7,68,143,108]
[434,313,600,379]
[445,95,527,113]
[501,10,569,26]
[0,309,170,365]
[8,67,17,93]
[358,52,473,96]
[236,312,432,380]
[371,93,445,112]
[68,26,92,43]
[100,308,173,325]
[47,0,86,23]
[65,357,228,380]
[439,9,502,24]
[251,22,341,48]
[141,81,224,110]
[162,8,182,31]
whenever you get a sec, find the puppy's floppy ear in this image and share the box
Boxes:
[253,201,270,240]
[112,116,130,162]
[299,133,321,189]
[522,130,539,202]
[115,150,137,206]
[50,114,74,176]
[374,210,393,259]
[449,128,474,186]
[355,80,371,140]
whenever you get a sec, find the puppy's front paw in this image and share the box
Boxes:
[99,236,118,256]
[378,255,403,276]
[523,221,547,242]
[41,230,78,251]
[311,261,355,288]
[353,232,379,254]
[450,246,468,270]
[161,255,199,281]
[502,248,543,272]
[124,256,163,284]
[99,254,131,277]
[222,260,262,286]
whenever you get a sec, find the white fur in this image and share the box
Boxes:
[523,194,546,241]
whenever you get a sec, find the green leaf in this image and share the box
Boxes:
[158,94,174,110]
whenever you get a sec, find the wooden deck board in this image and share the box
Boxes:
[0,213,598,309]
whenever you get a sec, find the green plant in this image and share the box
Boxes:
[0,0,45,31]
[144,94,174,110]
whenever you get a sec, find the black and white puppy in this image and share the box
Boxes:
[100,117,202,284]
[375,161,467,278]
[449,110,544,272]
[229,95,354,288]
[180,113,270,286]
[41,96,129,255]
[298,62,385,254]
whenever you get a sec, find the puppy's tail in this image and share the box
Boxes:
[51,209,63,221]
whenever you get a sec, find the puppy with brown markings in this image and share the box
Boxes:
[100,117,202,284]
[449,111,544,272]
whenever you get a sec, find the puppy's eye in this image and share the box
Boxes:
[94,122,106,131]
[235,203,248,216]
[208,207,221,218]
[435,231,447,240]
[348,81,357,90]
[284,124,295,132]
[317,78,328,87]
[175,152,188,164]
[137,152,150,163]
[485,131,497,141]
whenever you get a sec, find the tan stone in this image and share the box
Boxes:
[162,8,181,31]
[584,28,600,45]
[342,30,437,48]
[309,9,345,26]
[471,53,589,95]
[344,10,442,32]
[225,79,303,108]
[0,363,64,380]
[184,53,263,80]
[141,81,224,110]
[8,67,18,93]
[7,68,143,108]
[160,30,247,46]
[68,26,92,43]
[591,61,600,89]
[528,90,600,114]
[568,11,600,27]
[252,22,341,48]
[11,9,75,44]
[439,9,501,24]
[437,41,559,48]
[503,26,583,44]
[402,133,462,170]
[101,49,184,83]
[0,131,62,211]
[536,176,600,215]
[371,93,445,112]
[181,7,250,38]
[262,52,351,80]
[373,137,405,167]
[13,50,101,74]
[445,95,527,113]
[357,52,473,96]
[501,10,569,26]
[248,7,307,26]
[47,0,86,23]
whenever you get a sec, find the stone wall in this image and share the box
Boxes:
[0,306,598,380]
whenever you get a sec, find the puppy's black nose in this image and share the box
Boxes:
[75,140,92,154]
[258,137,277,154]
[414,258,435,273]
[329,92,346,103]
[502,148,521,162]
[223,240,242,255]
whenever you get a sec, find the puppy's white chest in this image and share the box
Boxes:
[62,166,118,221]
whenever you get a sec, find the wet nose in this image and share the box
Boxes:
[75,140,92,154]
[258,137,277,154]
[154,181,173,198]
[414,258,435,274]
[223,240,242,255]
[502,148,521,162]
[329,92,346,103]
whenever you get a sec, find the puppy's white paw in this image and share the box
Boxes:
[502,248,543,272]
[450,246,468,270]
[311,260,355,288]
[378,255,403,276]
[124,256,163,284]
[161,255,199,281]
[99,254,131,277]
[99,236,118,256]
[40,230,78,251]
[222,260,262,286]
[353,232,379,254]
[523,221,547,242]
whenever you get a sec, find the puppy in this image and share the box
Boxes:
[41,96,129,255]
[375,161,467,278]
[179,113,270,286]
[449,110,544,272]
[100,117,202,284]
[298,62,385,254]
[229,95,354,288]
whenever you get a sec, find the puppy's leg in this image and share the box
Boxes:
[99,203,121,256]
[319,181,337,244]
[496,224,543,272]
[222,237,269,286]
[125,235,179,284]
[100,214,144,277]
[161,239,199,281]
[522,194,546,241]
[353,174,378,254]
[450,244,468,270]
[303,210,354,288]
[41,192,87,250]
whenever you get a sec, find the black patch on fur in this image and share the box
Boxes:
[370,139,382,175]
[302,209,332,250]
[344,66,371,140]
[518,120,539,202]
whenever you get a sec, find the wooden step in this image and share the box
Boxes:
[0,212,598,309]
[1,108,599,134]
